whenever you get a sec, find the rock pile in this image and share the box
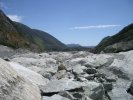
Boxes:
[0,50,133,100]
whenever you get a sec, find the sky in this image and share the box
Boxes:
[0,0,133,46]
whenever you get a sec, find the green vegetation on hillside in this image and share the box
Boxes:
[95,23,133,53]
[0,10,67,52]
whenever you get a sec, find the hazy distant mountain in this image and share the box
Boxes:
[95,23,133,53]
[67,44,82,48]
[0,10,66,51]
[66,44,93,51]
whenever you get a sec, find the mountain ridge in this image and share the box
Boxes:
[94,23,133,53]
[0,10,66,51]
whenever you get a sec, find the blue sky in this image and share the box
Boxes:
[0,0,133,46]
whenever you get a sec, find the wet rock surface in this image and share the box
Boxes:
[0,46,133,100]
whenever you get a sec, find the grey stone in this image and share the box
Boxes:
[105,75,117,82]
[82,82,104,100]
[84,64,93,68]
[58,64,66,71]
[0,58,41,100]
[4,57,10,61]
[43,94,70,100]
[72,65,84,75]
[42,72,52,80]
[72,92,83,99]
[53,70,67,79]
[82,96,92,100]
[77,77,88,82]
[94,73,106,78]
[85,75,95,80]
[39,79,85,93]
[58,91,74,100]
[128,81,133,95]
[97,77,106,83]
[9,62,49,87]
[103,82,113,91]
[109,88,133,100]
[84,68,97,74]
[84,54,112,68]
[40,78,104,100]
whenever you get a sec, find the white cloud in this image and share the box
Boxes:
[0,2,8,9]
[7,15,22,22]
[70,25,121,30]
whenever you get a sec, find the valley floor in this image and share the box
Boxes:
[0,45,133,100]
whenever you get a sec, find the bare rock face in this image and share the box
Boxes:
[9,62,49,87]
[0,58,41,100]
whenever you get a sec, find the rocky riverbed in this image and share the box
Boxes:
[0,45,133,100]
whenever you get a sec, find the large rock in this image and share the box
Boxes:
[84,68,97,74]
[53,70,67,79]
[58,91,74,100]
[109,88,133,100]
[84,54,112,68]
[43,94,70,100]
[9,62,49,86]
[103,82,113,91]
[11,57,56,68]
[82,82,104,100]
[72,65,85,75]
[0,58,41,100]
[40,79,85,93]
[128,81,133,95]
[70,54,112,68]
[54,52,73,62]
[11,57,58,76]
[40,79,105,100]
[109,50,133,80]
[0,45,14,58]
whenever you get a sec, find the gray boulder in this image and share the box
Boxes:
[109,50,133,80]
[39,79,85,93]
[103,82,113,91]
[109,88,133,100]
[128,81,133,95]
[40,79,105,100]
[72,92,83,99]
[84,68,97,74]
[105,75,117,82]
[58,91,74,100]
[0,58,41,100]
[53,70,67,79]
[82,82,104,100]
[9,62,49,87]
[43,94,70,100]
[72,65,85,75]
[84,54,112,68]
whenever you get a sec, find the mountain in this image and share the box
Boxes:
[0,10,66,51]
[95,23,133,53]
[66,44,93,51]
[67,44,82,48]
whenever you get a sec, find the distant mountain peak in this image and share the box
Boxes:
[67,44,82,47]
